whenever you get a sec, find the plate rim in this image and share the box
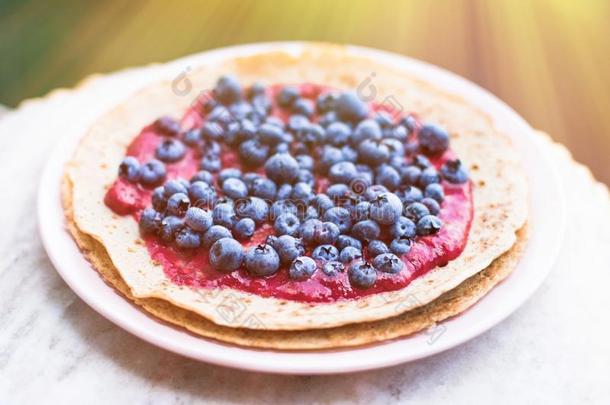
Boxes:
[37,41,566,375]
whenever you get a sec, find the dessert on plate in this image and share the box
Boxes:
[63,44,527,349]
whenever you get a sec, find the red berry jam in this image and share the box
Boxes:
[104,83,473,302]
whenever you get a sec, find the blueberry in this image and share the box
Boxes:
[339,246,363,263]
[185,206,213,232]
[412,154,432,169]
[404,202,430,221]
[326,183,350,202]
[139,159,167,188]
[154,116,181,136]
[335,92,369,123]
[175,228,202,249]
[201,121,225,141]
[160,216,183,242]
[151,187,167,211]
[155,138,186,163]
[265,116,285,129]
[222,178,248,200]
[166,193,190,216]
[318,111,338,127]
[291,182,314,203]
[200,152,221,173]
[386,125,408,142]
[202,225,232,248]
[312,244,340,261]
[214,75,242,105]
[367,240,389,257]
[335,236,361,253]
[419,167,441,188]
[239,139,269,167]
[295,154,314,171]
[298,219,323,245]
[314,222,341,245]
[248,81,266,97]
[373,253,403,274]
[242,172,262,188]
[397,186,423,204]
[375,111,393,128]
[363,185,388,201]
[139,208,161,235]
[352,119,382,145]
[390,237,412,255]
[274,142,290,154]
[209,237,243,272]
[351,220,381,242]
[401,115,418,133]
[400,165,421,186]
[275,235,306,265]
[118,157,141,183]
[235,196,268,224]
[328,161,358,184]
[440,159,469,184]
[316,92,338,113]
[348,261,377,288]
[188,181,217,207]
[264,153,300,184]
[323,207,352,233]
[161,180,186,198]
[233,217,255,241]
[276,184,293,200]
[319,146,345,172]
[296,169,315,186]
[270,199,298,221]
[258,123,285,145]
[311,194,334,214]
[277,86,300,107]
[191,170,214,185]
[421,197,441,215]
[245,244,280,277]
[418,124,449,155]
[382,138,405,157]
[213,202,236,228]
[304,206,320,220]
[341,145,359,163]
[424,183,444,203]
[325,122,352,146]
[352,201,370,222]
[249,177,277,200]
[183,129,202,147]
[375,164,400,191]
[274,213,300,236]
[391,216,416,238]
[218,168,242,185]
[292,98,314,117]
[229,101,253,120]
[358,139,390,166]
[322,261,345,277]
[416,215,443,236]
[369,192,403,225]
[289,256,317,280]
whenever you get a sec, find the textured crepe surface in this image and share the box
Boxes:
[65,44,528,331]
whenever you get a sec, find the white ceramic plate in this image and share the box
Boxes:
[37,42,565,375]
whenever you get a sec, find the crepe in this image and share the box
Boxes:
[65,44,528,331]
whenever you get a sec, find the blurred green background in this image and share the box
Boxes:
[1,0,609,184]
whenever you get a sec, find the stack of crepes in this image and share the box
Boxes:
[63,44,527,350]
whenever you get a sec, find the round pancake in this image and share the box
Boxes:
[65,44,528,330]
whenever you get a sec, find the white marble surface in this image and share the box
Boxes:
[1,61,610,404]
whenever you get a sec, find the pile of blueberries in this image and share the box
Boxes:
[117,76,469,289]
